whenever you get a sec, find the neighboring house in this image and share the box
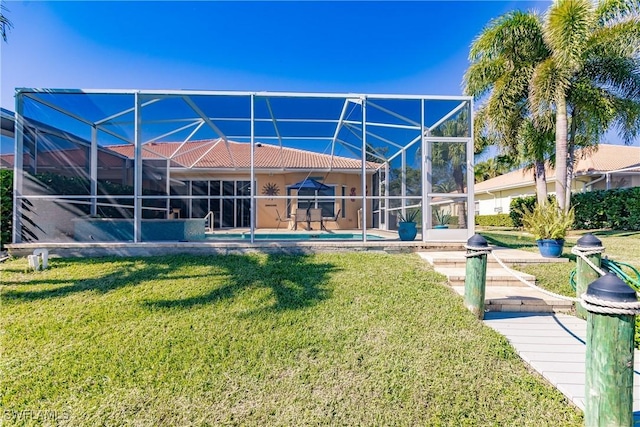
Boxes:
[474,144,640,216]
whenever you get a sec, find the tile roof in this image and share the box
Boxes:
[106,139,380,170]
[475,144,640,192]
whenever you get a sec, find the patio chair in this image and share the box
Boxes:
[275,209,290,230]
[308,208,325,231]
[324,209,341,230]
[294,208,309,230]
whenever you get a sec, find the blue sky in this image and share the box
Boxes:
[2,0,635,148]
[1,1,554,109]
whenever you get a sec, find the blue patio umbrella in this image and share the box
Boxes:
[287,178,330,191]
[287,178,330,211]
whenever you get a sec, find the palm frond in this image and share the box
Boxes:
[596,0,640,26]
[0,4,13,42]
[544,0,595,69]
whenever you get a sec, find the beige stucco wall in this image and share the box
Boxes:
[256,172,372,230]
[170,170,373,229]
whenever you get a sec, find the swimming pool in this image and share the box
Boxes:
[205,232,385,240]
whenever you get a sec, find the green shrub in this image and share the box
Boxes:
[509,196,537,227]
[510,188,640,232]
[571,191,607,229]
[475,213,514,227]
[571,188,640,231]
[0,169,12,249]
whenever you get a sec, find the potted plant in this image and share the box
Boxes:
[518,200,575,257]
[433,208,452,229]
[397,209,420,241]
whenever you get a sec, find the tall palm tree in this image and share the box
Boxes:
[466,0,640,211]
[530,0,640,210]
[464,10,554,205]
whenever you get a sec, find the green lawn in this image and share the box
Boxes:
[1,253,582,426]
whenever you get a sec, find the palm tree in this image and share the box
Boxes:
[517,119,555,204]
[464,10,554,205]
[474,156,515,183]
[466,0,640,211]
[0,4,12,42]
[530,0,640,210]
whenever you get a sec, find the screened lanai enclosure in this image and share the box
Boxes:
[11,89,474,244]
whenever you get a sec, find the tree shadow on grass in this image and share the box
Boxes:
[481,233,538,250]
[2,257,178,300]
[3,254,337,313]
[591,230,640,238]
[144,254,337,313]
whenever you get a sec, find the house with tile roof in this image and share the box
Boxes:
[105,139,380,229]
[474,144,640,216]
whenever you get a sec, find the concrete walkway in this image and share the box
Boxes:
[484,312,640,423]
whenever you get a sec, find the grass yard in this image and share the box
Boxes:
[1,253,582,426]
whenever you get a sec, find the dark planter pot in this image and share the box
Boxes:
[434,225,449,229]
[398,222,417,241]
[537,239,565,258]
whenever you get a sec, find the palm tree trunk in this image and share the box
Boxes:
[453,165,467,229]
[534,160,548,205]
[565,115,577,207]
[555,94,568,211]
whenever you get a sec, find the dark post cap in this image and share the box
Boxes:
[576,233,602,248]
[586,273,637,303]
[467,234,488,248]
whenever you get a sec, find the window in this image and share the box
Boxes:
[297,186,335,217]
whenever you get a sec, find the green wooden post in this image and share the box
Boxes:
[464,234,491,320]
[575,233,604,320]
[584,274,637,427]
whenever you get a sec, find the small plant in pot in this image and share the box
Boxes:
[433,208,452,229]
[518,199,575,257]
[397,209,420,241]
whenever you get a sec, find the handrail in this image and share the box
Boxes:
[204,211,215,232]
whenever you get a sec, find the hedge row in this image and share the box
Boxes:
[571,188,640,230]
[475,213,513,227]
[509,188,640,231]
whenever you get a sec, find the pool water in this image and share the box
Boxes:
[205,233,384,240]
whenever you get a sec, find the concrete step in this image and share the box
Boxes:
[436,267,535,287]
[418,248,576,313]
[452,286,575,313]
[418,250,569,269]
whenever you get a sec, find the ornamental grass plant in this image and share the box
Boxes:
[518,199,575,240]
